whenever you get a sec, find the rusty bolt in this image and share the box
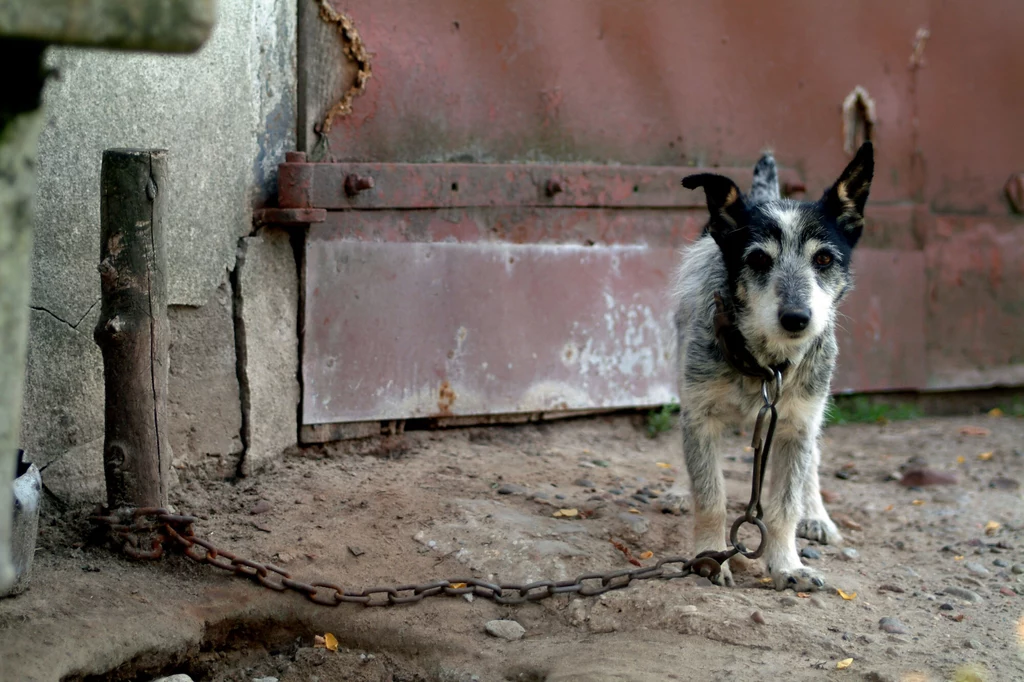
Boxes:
[1005,173,1024,214]
[782,181,806,197]
[344,174,375,197]
[545,179,565,197]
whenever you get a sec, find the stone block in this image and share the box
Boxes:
[238,229,299,474]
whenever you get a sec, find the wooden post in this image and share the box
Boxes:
[95,149,170,510]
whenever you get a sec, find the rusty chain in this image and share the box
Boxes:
[91,373,782,607]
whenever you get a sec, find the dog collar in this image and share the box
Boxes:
[712,292,790,380]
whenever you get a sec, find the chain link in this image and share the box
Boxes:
[91,373,783,607]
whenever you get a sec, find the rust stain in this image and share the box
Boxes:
[437,380,457,416]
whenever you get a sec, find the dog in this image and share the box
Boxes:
[664,142,874,591]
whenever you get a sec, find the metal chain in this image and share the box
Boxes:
[90,372,783,606]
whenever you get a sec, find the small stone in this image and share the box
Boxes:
[151,676,196,682]
[638,487,660,498]
[780,596,799,607]
[999,586,1016,597]
[820,489,840,504]
[574,478,595,488]
[528,491,550,501]
[989,476,1020,491]
[680,604,699,615]
[809,597,827,609]
[1011,564,1024,574]
[899,469,958,487]
[965,640,983,650]
[347,545,364,557]
[877,584,905,594]
[993,558,1009,568]
[964,561,990,576]
[250,499,272,515]
[800,547,821,560]
[939,603,954,611]
[750,610,766,624]
[497,484,526,496]
[608,488,623,495]
[943,586,984,603]
[878,617,910,635]
[840,548,860,561]
[555,493,566,500]
[252,678,279,682]
[295,648,327,667]
[485,619,525,641]
[631,494,650,505]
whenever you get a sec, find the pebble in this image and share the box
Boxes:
[680,605,699,615]
[939,603,954,611]
[989,476,1020,491]
[809,597,827,609]
[993,558,1009,568]
[964,561,990,576]
[750,610,766,624]
[555,493,566,500]
[631,494,650,505]
[250,499,272,515]
[150,676,195,682]
[1012,564,1024,575]
[878,617,910,635]
[999,586,1016,597]
[252,678,278,682]
[800,547,821,560]
[497,484,527,496]
[780,596,799,607]
[485,619,525,641]
[840,548,860,561]
[965,640,983,650]
[899,468,958,487]
[609,488,623,495]
[574,478,595,488]
[528,491,549,501]
[943,586,984,603]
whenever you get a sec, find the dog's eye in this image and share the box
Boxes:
[745,250,772,272]
[813,251,834,268]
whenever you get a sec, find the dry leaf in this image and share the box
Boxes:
[324,633,339,652]
[837,588,857,600]
[836,514,863,531]
[797,592,811,598]
[760,577,774,585]
[610,539,642,566]
[656,462,672,469]
[956,455,966,465]
[985,520,1001,535]
[977,451,993,461]
[954,555,965,561]
[836,658,854,670]
[911,499,925,506]
[884,504,894,512]
[449,582,467,589]
[553,508,579,518]
[639,551,654,560]
[959,425,990,436]
[743,446,754,452]
[628,508,641,514]
[988,407,1004,418]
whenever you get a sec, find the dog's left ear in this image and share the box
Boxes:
[822,141,874,247]
[681,173,751,244]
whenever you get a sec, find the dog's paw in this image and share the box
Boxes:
[655,487,691,515]
[797,517,843,545]
[767,562,826,592]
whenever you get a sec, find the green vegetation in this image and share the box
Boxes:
[646,402,681,438]
[824,395,921,426]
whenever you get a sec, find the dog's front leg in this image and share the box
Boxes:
[681,409,733,585]
[760,428,827,591]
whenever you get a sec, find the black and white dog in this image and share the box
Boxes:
[666,143,874,591]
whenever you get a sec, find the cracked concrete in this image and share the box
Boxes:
[22,0,298,502]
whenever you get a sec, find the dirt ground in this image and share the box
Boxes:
[1,411,1023,682]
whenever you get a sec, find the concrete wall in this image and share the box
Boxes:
[22,0,299,505]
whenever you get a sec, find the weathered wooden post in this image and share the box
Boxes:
[95,149,171,510]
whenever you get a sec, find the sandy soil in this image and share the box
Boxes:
[1,412,1022,682]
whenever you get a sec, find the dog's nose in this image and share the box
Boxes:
[779,308,811,332]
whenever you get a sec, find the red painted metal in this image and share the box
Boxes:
[303,237,678,425]
[252,207,326,227]
[294,0,1024,436]
[277,162,804,211]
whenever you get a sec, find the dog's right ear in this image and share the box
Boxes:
[681,173,751,238]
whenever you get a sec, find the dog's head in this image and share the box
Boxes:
[682,142,874,361]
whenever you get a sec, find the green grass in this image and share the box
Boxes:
[646,402,681,438]
[824,395,922,426]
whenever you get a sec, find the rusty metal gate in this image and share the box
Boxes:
[277,0,1024,443]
